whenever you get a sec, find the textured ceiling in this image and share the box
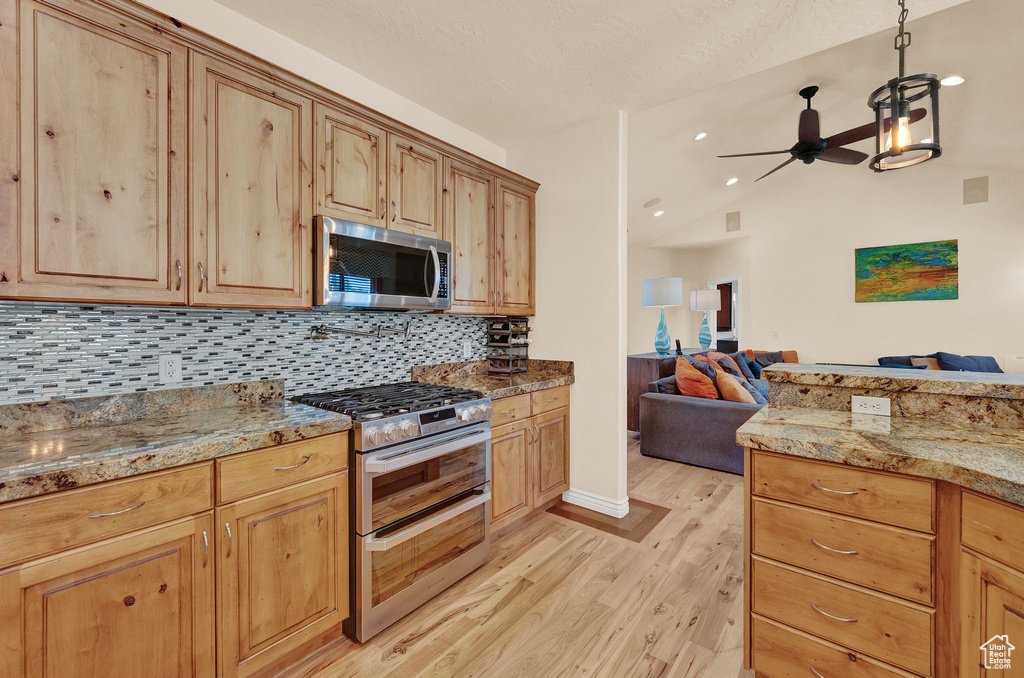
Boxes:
[215,0,964,146]
[628,0,1018,245]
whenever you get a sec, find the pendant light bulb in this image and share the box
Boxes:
[884,116,913,152]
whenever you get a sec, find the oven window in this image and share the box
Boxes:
[370,502,486,607]
[329,234,434,298]
[370,441,487,531]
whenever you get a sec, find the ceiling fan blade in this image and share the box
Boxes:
[818,146,869,165]
[755,156,797,182]
[799,109,820,144]
[825,108,928,148]
[717,150,791,158]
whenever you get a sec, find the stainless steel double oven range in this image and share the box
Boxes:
[295,383,494,642]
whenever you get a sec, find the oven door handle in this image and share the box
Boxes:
[363,429,491,475]
[364,489,490,552]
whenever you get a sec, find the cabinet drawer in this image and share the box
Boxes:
[752,498,934,604]
[491,394,532,428]
[962,490,1024,568]
[752,558,933,676]
[751,451,934,533]
[531,385,569,415]
[0,464,212,568]
[751,615,918,678]
[217,433,348,504]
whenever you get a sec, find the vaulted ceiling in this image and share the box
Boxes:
[216,0,965,146]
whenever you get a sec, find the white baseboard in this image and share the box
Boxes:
[561,488,630,518]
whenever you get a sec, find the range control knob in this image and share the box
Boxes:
[458,408,472,422]
[469,406,484,421]
[365,427,383,446]
[400,419,419,436]
[383,423,400,441]
[479,404,493,419]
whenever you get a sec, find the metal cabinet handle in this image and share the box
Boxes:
[811,538,859,555]
[225,522,233,558]
[545,398,558,402]
[202,530,209,568]
[88,501,145,519]
[273,455,310,471]
[175,259,183,291]
[492,291,497,308]
[381,197,386,219]
[497,290,503,306]
[391,200,397,222]
[811,482,858,496]
[810,603,857,623]
[811,669,825,678]
[198,262,207,292]
[500,409,515,414]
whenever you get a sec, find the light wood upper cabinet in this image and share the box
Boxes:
[314,103,387,228]
[190,53,312,309]
[495,178,536,316]
[0,515,216,678]
[217,473,348,678]
[445,157,496,314]
[0,0,187,304]
[388,134,443,239]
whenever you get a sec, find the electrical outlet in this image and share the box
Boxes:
[772,330,779,339]
[463,341,473,360]
[851,395,891,416]
[159,355,182,384]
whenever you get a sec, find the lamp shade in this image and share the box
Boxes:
[643,277,683,308]
[690,289,721,312]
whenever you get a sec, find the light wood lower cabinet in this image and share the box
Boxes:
[961,550,1024,677]
[490,387,570,530]
[0,514,216,678]
[217,473,348,678]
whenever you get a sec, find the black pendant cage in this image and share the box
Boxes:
[868,74,942,171]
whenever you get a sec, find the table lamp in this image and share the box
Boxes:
[643,277,683,355]
[690,289,721,350]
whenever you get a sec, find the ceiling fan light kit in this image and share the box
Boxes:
[868,0,942,171]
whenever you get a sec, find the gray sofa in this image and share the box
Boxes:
[638,375,764,475]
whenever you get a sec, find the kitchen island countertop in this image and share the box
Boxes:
[411,359,574,400]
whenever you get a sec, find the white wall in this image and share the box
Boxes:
[135,0,505,165]
[657,165,1024,366]
[626,246,704,355]
[506,112,629,515]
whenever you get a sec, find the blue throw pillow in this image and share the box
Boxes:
[877,363,928,369]
[751,378,770,401]
[726,351,756,381]
[683,354,718,382]
[739,378,768,405]
[878,355,915,366]
[933,352,1003,373]
[967,355,1004,373]
[744,356,763,379]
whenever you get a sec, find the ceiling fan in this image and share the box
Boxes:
[718,85,926,182]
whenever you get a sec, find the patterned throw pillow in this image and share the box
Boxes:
[674,356,719,400]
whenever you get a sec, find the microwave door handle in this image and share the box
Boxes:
[364,489,490,551]
[363,429,491,474]
[427,245,441,303]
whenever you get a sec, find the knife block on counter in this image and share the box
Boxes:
[486,317,530,374]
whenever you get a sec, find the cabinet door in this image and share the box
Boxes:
[190,53,312,309]
[490,420,532,529]
[388,134,443,238]
[314,103,387,228]
[494,178,536,316]
[533,407,570,506]
[217,473,347,678]
[0,515,215,678]
[961,550,1024,677]
[445,157,496,314]
[0,0,187,304]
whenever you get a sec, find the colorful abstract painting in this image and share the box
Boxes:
[855,240,959,303]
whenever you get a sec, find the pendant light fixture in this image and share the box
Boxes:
[868,0,942,171]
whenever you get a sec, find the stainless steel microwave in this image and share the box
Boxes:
[315,217,452,311]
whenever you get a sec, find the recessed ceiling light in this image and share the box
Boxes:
[726,178,739,186]
[643,197,662,208]
[694,132,708,141]
[654,210,665,217]
[940,75,965,86]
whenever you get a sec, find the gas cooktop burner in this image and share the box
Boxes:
[293,382,484,422]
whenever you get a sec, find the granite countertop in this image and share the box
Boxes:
[738,365,1024,507]
[0,380,351,504]
[411,359,574,400]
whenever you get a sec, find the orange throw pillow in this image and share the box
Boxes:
[716,372,757,403]
[675,357,719,400]
[911,357,941,370]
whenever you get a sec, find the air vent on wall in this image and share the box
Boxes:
[963,176,989,205]
[726,211,741,232]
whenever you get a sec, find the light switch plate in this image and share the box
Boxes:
[852,395,891,416]
[463,341,473,360]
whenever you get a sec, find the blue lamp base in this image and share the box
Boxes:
[698,311,713,350]
[654,307,671,355]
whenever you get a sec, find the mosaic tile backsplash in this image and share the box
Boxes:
[0,302,490,405]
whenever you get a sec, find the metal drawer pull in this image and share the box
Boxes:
[811,603,857,623]
[545,398,558,402]
[811,669,825,678]
[500,409,515,414]
[274,455,310,471]
[225,523,233,558]
[88,501,145,519]
[202,530,209,568]
[811,483,858,496]
[811,539,858,555]
[365,490,489,552]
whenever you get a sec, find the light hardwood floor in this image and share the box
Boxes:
[278,437,751,678]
